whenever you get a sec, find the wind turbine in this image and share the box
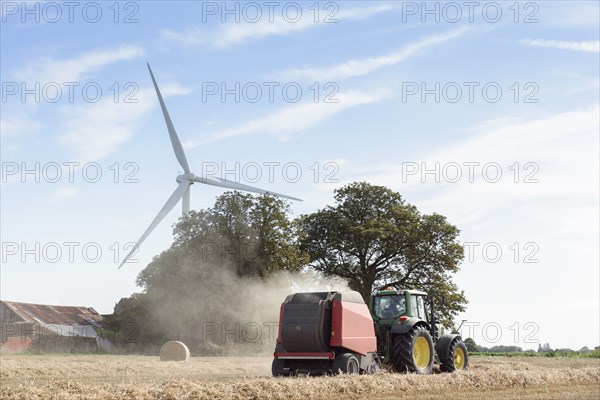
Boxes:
[118,63,302,269]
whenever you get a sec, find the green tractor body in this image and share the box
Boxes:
[369,288,468,373]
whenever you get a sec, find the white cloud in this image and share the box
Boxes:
[162,4,392,48]
[520,39,600,53]
[536,2,600,28]
[59,83,191,162]
[16,45,145,83]
[185,88,392,147]
[0,117,43,137]
[3,44,158,163]
[277,27,469,81]
[350,104,599,231]
[51,186,80,203]
[161,28,208,47]
[337,4,394,20]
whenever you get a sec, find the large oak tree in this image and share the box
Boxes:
[300,182,467,326]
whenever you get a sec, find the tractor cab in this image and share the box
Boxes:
[371,288,429,324]
[368,287,468,374]
[372,293,405,320]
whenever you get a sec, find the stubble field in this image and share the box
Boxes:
[1,354,598,400]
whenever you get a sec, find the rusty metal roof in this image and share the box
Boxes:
[1,301,103,326]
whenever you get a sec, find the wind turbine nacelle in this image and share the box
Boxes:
[176,173,196,183]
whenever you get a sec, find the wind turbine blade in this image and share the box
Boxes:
[118,182,190,269]
[182,185,190,215]
[195,176,303,202]
[147,63,191,173]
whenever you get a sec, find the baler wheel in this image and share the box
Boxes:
[272,358,287,376]
[392,325,434,374]
[332,353,360,374]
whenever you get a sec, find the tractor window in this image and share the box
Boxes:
[374,295,406,319]
[416,296,427,320]
[409,295,418,317]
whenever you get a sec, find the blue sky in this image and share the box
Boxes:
[1,1,599,350]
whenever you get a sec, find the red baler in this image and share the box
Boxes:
[272,291,380,375]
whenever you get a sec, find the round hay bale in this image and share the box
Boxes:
[159,341,190,362]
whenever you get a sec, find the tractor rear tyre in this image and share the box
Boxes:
[392,325,434,374]
[332,352,360,374]
[272,358,287,376]
[440,339,469,372]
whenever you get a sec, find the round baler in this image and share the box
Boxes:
[272,291,380,375]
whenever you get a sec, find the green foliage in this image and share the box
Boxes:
[470,351,537,357]
[468,341,599,358]
[138,192,307,289]
[463,337,478,352]
[476,344,524,352]
[102,294,162,353]
[300,182,467,327]
[471,349,600,358]
[578,349,600,358]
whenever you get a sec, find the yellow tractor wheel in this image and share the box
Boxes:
[440,339,469,372]
[392,326,434,374]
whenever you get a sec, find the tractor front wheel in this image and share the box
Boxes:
[440,339,469,372]
[392,325,434,374]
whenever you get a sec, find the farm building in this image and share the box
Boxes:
[0,300,113,353]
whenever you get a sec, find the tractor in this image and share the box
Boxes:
[272,289,468,376]
[370,287,468,374]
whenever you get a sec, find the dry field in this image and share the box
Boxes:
[1,354,598,400]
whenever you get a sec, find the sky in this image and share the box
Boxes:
[1,1,599,351]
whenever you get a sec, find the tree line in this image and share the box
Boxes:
[105,182,467,353]
[463,338,599,356]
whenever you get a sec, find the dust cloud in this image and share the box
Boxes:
[146,263,350,356]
